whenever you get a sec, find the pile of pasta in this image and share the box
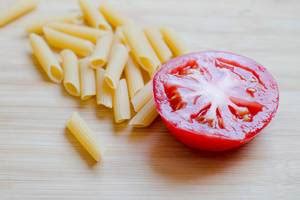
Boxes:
[27,0,189,126]
[1,0,189,162]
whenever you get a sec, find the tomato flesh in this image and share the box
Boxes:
[153,51,279,151]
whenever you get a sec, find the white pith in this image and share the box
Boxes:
[168,68,250,128]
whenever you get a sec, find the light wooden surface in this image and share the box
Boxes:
[0,0,300,199]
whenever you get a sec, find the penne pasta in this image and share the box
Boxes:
[123,23,161,76]
[29,33,63,83]
[0,0,38,27]
[61,49,80,97]
[78,0,111,30]
[160,27,189,56]
[26,13,82,34]
[113,79,131,123]
[89,32,113,69]
[43,27,94,57]
[104,43,129,89]
[129,97,158,127]
[47,22,105,43]
[124,56,144,99]
[99,2,130,28]
[79,58,96,100]
[131,81,152,112]
[144,27,173,63]
[96,68,113,108]
[66,112,101,162]
[113,26,127,46]
[113,27,133,62]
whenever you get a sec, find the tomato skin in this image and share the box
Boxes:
[162,117,243,151]
[153,51,279,151]
[160,115,273,151]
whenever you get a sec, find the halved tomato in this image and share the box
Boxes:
[153,51,279,151]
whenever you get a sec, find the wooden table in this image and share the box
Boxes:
[0,0,299,199]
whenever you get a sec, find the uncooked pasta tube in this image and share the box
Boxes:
[124,57,144,99]
[29,33,63,83]
[26,13,82,34]
[144,27,173,63]
[99,2,130,28]
[123,23,161,76]
[0,0,38,27]
[79,58,96,100]
[104,43,129,89]
[96,68,113,108]
[61,49,80,96]
[160,27,189,56]
[131,81,153,112]
[66,112,101,162]
[47,22,105,43]
[43,27,94,57]
[129,97,158,127]
[78,0,111,30]
[113,79,131,123]
[89,32,113,69]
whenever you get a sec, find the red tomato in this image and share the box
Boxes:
[153,51,279,151]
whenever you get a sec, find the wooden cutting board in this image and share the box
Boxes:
[0,0,299,199]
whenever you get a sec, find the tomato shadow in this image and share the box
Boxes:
[64,128,98,168]
[149,131,252,182]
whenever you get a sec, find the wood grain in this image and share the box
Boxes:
[0,0,299,199]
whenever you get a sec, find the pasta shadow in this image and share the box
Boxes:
[65,128,98,167]
[95,104,114,121]
[59,85,89,106]
[128,117,163,142]
[112,122,130,135]
[149,131,252,183]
